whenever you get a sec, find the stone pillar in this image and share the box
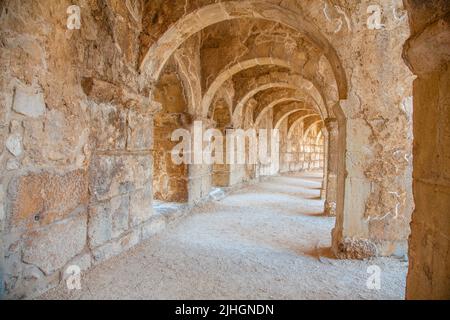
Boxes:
[320,128,329,200]
[403,6,450,299]
[0,180,5,298]
[332,4,414,258]
[212,124,231,188]
[0,199,4,298]
[189,116,214,204]
[153,112,190,203]
[324,118,338,216]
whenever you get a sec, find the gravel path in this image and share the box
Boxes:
[40,172,408,300]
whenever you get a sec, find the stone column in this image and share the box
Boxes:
[324,118,339,216]
[403,7,450,299]
[189,116,214,204]
[321,128,329,200]
[212,124,232,188]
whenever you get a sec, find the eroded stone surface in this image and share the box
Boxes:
[404,0,450,299]
[12,84,46,118]
[22,212,87,275]
[88,195,130,248]
[8,170,89,232]
[6,134,23,157]
[90,155,152,202]
[1,0,445,300]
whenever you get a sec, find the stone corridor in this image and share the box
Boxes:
[1,1,449,300]
[40,172,407,300]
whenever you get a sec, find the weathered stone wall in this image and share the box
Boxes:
[0,0,421,298]
[324,118,338,215]
[152,60,190,203]
[280,119,325,173]
[403,0,450,300]
[255,109,278,177]
[212,99,232,187]
[0,0,158,298]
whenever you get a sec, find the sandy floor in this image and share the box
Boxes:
[40,172,408,300]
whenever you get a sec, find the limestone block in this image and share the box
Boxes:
[0,184,5,222]
[154,177,188,203]
[8,170,89,231]
[88,195,130,248]
[346,150,368,179]
[141,214,166,240]
[22,109,88,165]
[6,158,20,171]
[61,252,93,286]
[66,253,92,273]
[343,177,370,237]
[13,85,46,118]
[92,230,141,264]
[0,124,7,154]
[213,171,230,187]
[89,103,128,151]
[334,237,378,260]
[404,13,450,76]
[130,184,153,227]
[82,78,151,112]
[7,264,60,299]
[127,111,153,151]
[6,133,23,157]
[324,201,337,216]
[90,154,152,202]
[22,212,87,275]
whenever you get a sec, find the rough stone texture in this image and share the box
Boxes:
[1,0,443,299]
[404,0,450,300]
[7,170,88,232]
[334,237,379,260]
[12,84,46,118]
[5,134,23,157]
[141,214,166,240]
[0,0,156,298]
[89,154,152,202]
[152,61,192,203]
[130,184,153,227]
[22,211,87,275]
[324,118,338,216]
[92,230,141,265]
[328,0,414,259]
[88,195,130,248]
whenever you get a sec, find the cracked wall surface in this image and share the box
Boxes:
[403,0,450,300]
[0,0,428,299]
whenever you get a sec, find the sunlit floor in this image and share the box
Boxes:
[40,171,408,300]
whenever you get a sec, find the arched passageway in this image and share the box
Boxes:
[1,0,448,300]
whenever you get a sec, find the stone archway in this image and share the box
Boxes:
[139,1,348,99]
[231,73,330,126]
[138,4,351,262]
[0,0,427,300]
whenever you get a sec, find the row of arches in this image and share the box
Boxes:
[141,0,448,300]
[147,1,347,258]
[1,0,448,300]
